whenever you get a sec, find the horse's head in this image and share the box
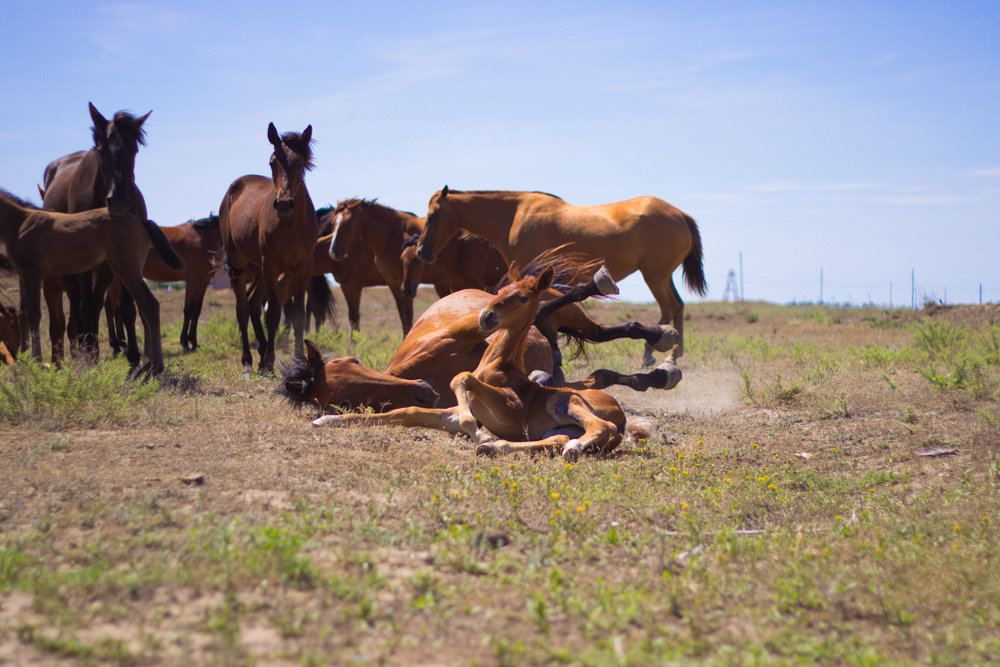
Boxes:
[478,264,554,334]
[280,339,439,411]
[267,123,314,219]
[88,102,150,217]
[399,240,424,298]
[328,200,361,261]
[417,185,459,264]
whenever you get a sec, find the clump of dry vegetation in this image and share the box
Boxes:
[1,286,998,664]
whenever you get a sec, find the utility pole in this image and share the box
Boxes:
[739,252,744,302]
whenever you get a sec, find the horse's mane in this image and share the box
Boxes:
[0,189,39,210]
[445,189,564,201]
[498,245,603,289]
[275,354,314,408]
[191,213,219,230]
[92,111,148,148]
[280,131,315,170]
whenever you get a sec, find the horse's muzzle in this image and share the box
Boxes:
[401,282,417,299]
[478,308,498,332]
[273,198,294,218]
[415,380,439,408]
[330,248,346,262]
[105,195,130,218]
[416,244,435,264]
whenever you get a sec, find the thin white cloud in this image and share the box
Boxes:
[90,3,189,55]
[972,166,1000,176]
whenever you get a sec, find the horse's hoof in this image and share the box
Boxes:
[652,325,681,353]
[654,362,683,390]
[562,439,583,462]
[592,266,619,296]
[312,415,342,427]
[476,443,498,457]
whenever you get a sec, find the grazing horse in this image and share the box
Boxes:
[312,264,655,460]
[219,124,319,375]
[142,213,222,352]
[416,187,707,365]
[0,189,181,375]
[281,254,681,414]
[41,103,152,365]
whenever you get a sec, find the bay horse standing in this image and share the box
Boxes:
[142,213,222,352]
[41,103,152,364]
[219,124,319,375]
[416,187,707,365]
[328,198,447,335]
[312,264,653,460]
[0,189,180,375]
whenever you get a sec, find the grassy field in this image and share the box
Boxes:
[1,282,998,665]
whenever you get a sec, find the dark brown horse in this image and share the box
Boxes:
[40,103,152,365]
[142,213,222,352]
[219,124,319,375]
[0,189,181,375]
[416,188,707,365]
[399,232,507,299]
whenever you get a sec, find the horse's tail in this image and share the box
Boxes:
[143,219,185,271]
[625,416,654,443]
[681,213,707,297]
[306,275,337,328]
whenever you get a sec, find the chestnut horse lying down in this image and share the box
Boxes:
[283,256,681,439]
[0,303,18,365]
[311,264,662,459]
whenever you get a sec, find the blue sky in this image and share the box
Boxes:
[2,1,998,305]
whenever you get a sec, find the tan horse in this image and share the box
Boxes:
[0,189,180,375]
[415,187,707,365]
[312,264,656,460]
[219,124,319,375]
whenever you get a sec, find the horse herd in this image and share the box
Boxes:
[0,104,707,459]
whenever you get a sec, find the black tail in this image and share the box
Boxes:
[682,213,707,296]
[143,219,185,270]
[306,275,337,328]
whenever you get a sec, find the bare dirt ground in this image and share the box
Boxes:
[1,280,998,664]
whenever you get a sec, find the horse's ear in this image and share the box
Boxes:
[536,265,555,292]
[267,122,280,145]
[440,185,449,199]
[506,265,521,283]
[136,110,152,128]
[88,102,107,128]
[304,339,323,366]
[301,125,312,144]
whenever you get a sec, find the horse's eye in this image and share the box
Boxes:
[520,296,529,304]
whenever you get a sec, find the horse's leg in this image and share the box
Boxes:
[229,269,255,375]
[19,274,43,361]
[449,371,510,444]
[288,284,306,359]
[42,279,65,365]
[104,280,122,357]
[312,405,465,434]
[638,267,685,365]
[260,269,283,374]
[183,278,209,352]
[117,286,141,368]
[479,393,621,460]
[388,284,413,336]
[63,273,85,360]
[567,363,682,392]
[118,272,162,377]
[340,282,362,336]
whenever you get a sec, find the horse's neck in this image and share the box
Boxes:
[360,208,405,253]
[0,198,28,244]
[475,312,536,375]
[451,194,521,256]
